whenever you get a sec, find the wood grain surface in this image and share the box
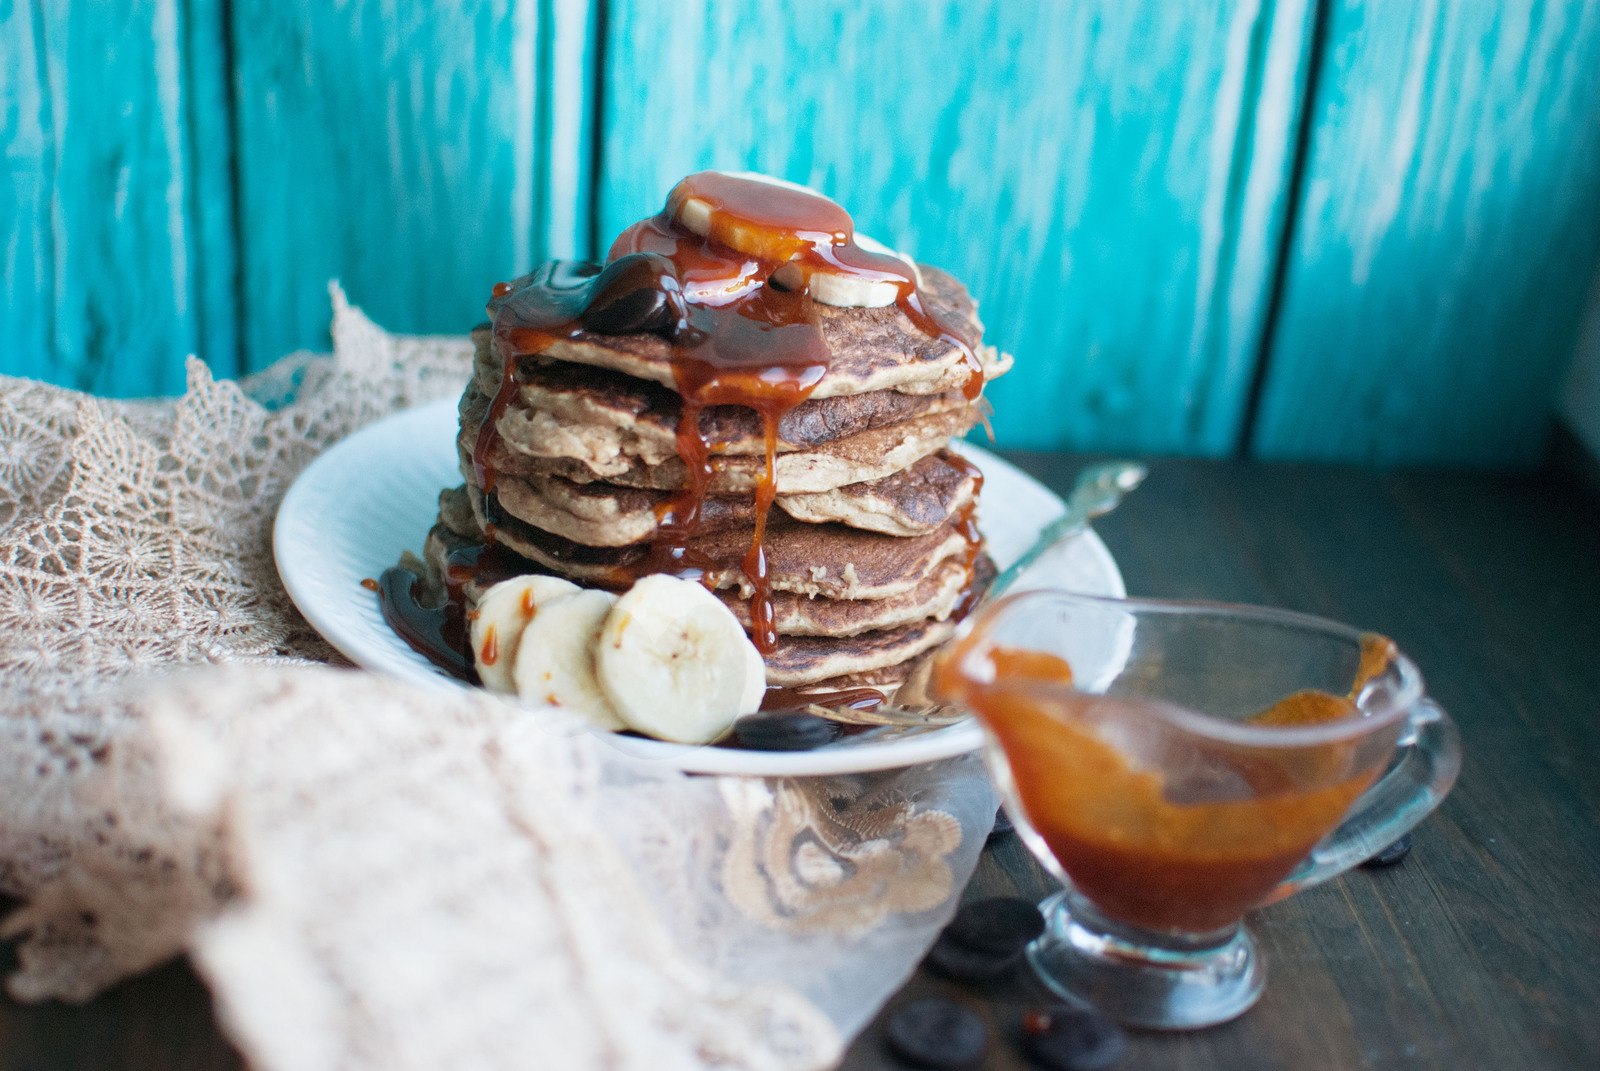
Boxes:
[599,0,1318,456]
[3,455,1596,1069]
[1252,0,1600,466]
[0,0,234,394]
[227,0,543,368]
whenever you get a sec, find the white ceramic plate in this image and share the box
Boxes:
[274,397,1125,775]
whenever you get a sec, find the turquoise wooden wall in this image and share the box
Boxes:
[5,0,1600,466]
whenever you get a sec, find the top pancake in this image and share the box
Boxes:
[486,264,1000,399]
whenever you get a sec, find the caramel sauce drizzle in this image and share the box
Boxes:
[942,451,988,619]
[398,172,985,671]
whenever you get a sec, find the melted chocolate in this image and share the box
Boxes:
[376,567,475,682]
[374,542,547,682]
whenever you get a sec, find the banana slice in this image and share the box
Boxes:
[671,172,830,261]
[808,232,915,308]
[469,575,580,693]
[596,575,767,744]
[671,172,918,309]
[512,588,625,730]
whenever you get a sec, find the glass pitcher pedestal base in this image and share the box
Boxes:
[1026,891,1266,1030]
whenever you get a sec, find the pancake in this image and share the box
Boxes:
[766,664,921,701]
[479,264,1003,400]
[486,449,980,546]
[465,401,976,496]
[465,483,976,601]
[774,451,979,537]
[471,330,979,468]
[436,484,991,636]
[437,484,480,541]
[720,553,993,637]
[763,617,957,686]
[758,553,996,685]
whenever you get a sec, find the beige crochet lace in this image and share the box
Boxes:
[0,287,998,1069]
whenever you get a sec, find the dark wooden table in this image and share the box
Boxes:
[4,455,1598,1070]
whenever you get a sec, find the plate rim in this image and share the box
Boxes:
[274,396,1125,776]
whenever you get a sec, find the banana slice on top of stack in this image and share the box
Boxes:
[469,573,766,745]
[669,171,921,309]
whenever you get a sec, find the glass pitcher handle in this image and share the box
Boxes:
[1273,698,1462,899]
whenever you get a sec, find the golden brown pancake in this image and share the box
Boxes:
[762,618,957,686]
[463,483,976,601]
[485,450,980,546]
[774,450,980,536]
[471,331,979,466]
[718,553,994,638]
[465,401,977,496]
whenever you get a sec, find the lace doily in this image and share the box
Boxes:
[0,286,998,1068]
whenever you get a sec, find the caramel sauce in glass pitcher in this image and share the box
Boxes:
[942,638,1395,933]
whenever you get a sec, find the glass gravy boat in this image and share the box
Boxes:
[936,590,1461,1029]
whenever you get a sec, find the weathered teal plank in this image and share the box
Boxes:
[230,0,592,370]
[1,0,53,381]
[539,0,599,260]
[1,0,230,396]
[1253,0,1600,467]
[179,0,241,380]
[598,0,1320,454]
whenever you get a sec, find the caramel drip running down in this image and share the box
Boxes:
[472,260,602,495]
[456,172,982,659]
[942,452,988,621]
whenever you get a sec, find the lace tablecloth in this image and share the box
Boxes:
[0,287,997,1071]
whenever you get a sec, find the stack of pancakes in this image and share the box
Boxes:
[427,263,1010,696]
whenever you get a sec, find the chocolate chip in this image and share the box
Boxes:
[943,897,1046,958]
[579,253,689,338]
[1362,832,1413,868]
[731,711,841,751]
[1021,1003,1125,1071]
[925,934,1023,983]
[885,998,987,1069]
